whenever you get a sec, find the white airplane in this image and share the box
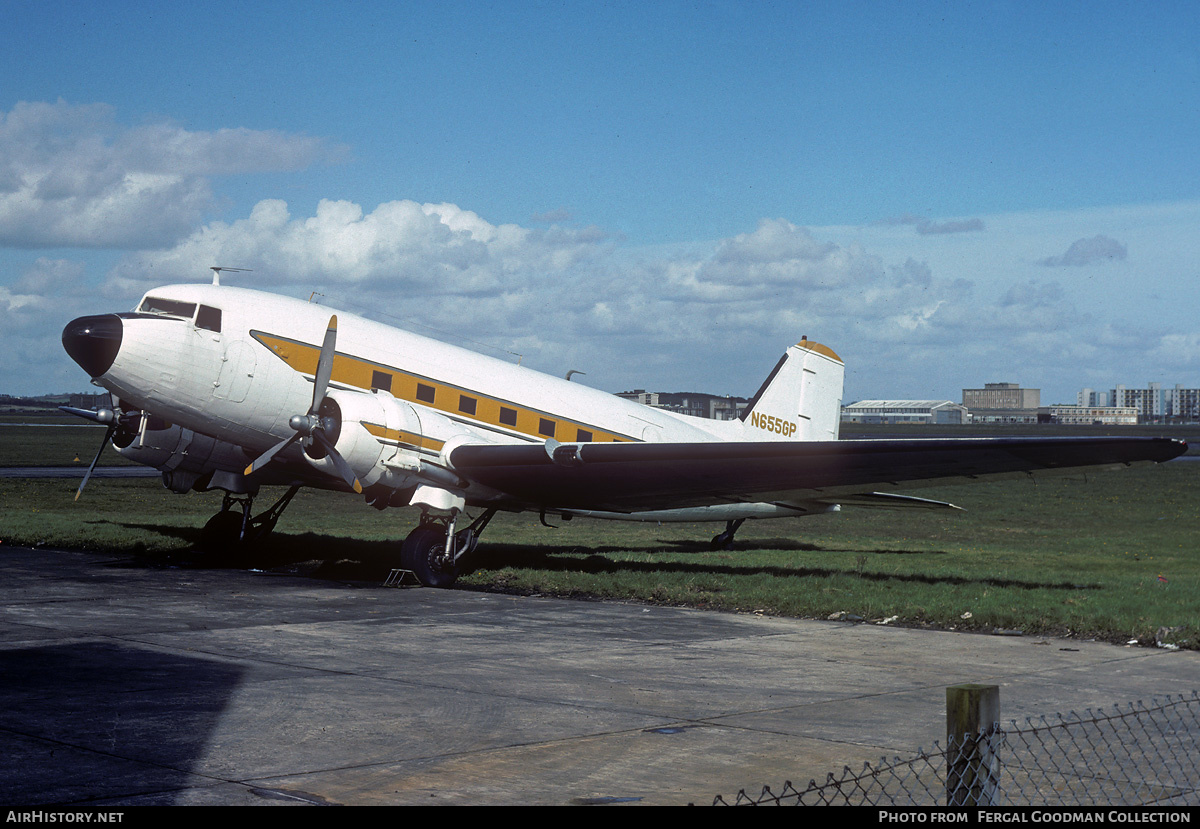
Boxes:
[61,269,1187,586]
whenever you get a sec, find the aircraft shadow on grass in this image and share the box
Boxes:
[108,521,1103,593]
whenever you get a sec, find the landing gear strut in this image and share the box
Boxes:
[199,485,301,550]
[710,518,746,551]
[400,508,496,588]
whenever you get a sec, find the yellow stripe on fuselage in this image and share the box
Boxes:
[252,331,634,445]
[361,423,445,452]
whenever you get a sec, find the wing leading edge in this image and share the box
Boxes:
[449,437,1188,513]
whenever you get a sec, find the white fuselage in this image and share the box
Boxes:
[108,284,731,446]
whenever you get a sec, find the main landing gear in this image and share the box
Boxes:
[710,518,746,551]
[400,508,496,588]
[199,485,301,550]
[197,484,496,588]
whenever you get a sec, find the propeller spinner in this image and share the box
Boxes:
[244,315,363,493]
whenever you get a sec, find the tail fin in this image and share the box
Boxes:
[741,338,844,441]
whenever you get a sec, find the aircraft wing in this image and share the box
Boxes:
[448,437,1188,513]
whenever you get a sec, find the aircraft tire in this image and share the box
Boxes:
[199,511,245,555]
[710,532,735,551]
[201,515,243,547]
[400,526,460,588]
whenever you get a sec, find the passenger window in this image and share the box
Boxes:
[499,407,518,427]
[196,305,222,332]
[371,371,393,393]
[416,383,436,404]
[458,395,477,415]
[539,418,556,438]
[576,429,593,442]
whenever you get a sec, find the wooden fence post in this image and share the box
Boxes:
[946,684,1000,806]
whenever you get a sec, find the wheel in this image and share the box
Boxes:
[710,528,738,550]
[400,526,460,588]
[199,510,245,552]
[710,518,744,551]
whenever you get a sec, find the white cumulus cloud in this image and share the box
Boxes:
[0,100,343,249]
[107,198,611,298]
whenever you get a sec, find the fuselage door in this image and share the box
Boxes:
[214,339,257,403]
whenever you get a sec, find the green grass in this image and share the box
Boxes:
[0,423,140,466]
[2,457,1197,648]
[461,464,1200,647]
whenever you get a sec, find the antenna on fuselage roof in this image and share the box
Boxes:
[209,266,252,286]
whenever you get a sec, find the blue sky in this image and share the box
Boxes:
[2,1,1198,405]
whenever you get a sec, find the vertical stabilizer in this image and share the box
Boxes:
[740,339,844,441]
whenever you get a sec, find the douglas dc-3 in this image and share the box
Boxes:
[60,269,1187,586]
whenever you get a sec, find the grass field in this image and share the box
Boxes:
[0,422,140,466]
[1,423,1197,648]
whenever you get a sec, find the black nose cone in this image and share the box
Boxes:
[62,314,123,378]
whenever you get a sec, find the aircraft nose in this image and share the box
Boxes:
[62,314,123,377]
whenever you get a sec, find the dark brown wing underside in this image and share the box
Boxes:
[449,437,1188,512]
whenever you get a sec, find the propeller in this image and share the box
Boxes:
[59,405,141,500]
[244,315,363,493]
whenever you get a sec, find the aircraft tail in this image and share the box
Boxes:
[740,338,844,441]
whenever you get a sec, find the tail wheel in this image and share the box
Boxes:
[400,526,460,588]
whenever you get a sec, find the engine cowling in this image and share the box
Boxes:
[298,389,402,488]
[303,388,501,507]
[114,411,253,493]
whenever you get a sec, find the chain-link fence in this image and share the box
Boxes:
[713,692,1200,806]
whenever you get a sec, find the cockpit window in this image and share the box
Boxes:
[196,305,222,332]
[138,297,197,318]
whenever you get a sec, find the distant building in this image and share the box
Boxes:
[617,390,659,407]
[616,390,749,420]
[1168,386,1200,422]
[1110,384,1164,421]
[962,382,1040,423]
[1077,388,1108,407]
[1108,383,1200,422]
[1039,405,1138,425]
[69,392,112,410]
[841,400,968,425]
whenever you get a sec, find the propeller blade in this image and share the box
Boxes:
[244,431,303,477]
[312,431,363,494]
[310,315,338,413]
[75,423,117,501]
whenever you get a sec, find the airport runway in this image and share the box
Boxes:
[1,544,1196,807]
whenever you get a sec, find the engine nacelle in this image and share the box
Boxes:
[305,388,499,505]
[299,390,401,489]
[114,411,253,493]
